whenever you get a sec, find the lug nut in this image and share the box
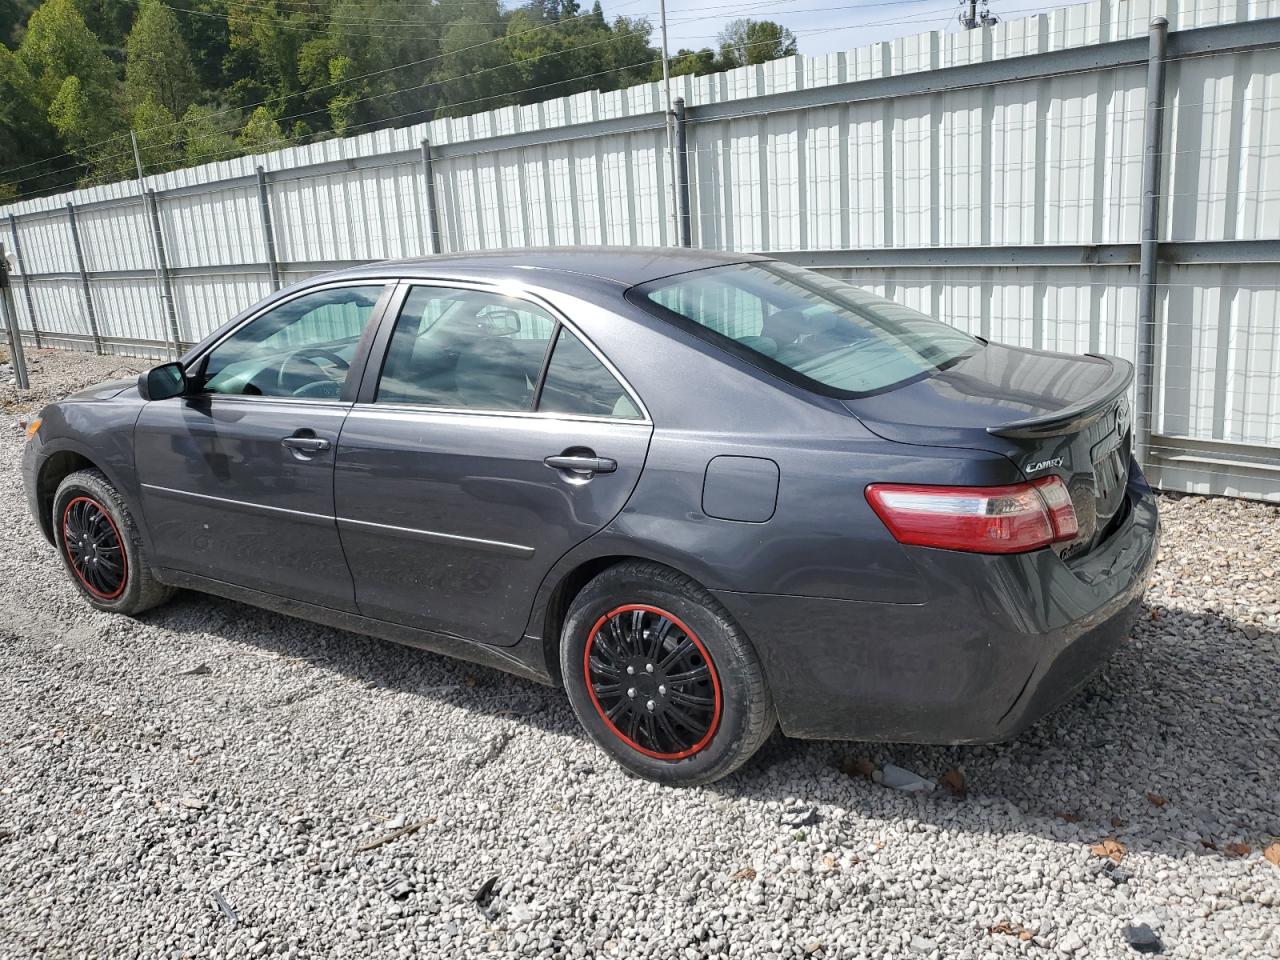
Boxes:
[627,687,637,699]
[645,699,656,712]
[645,663,654,673]
[626,665,635,675]
[658,684,667,695]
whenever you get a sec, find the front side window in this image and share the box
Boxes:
[202,285,384,399]
[635,261,980,397]
[376,286,557,411]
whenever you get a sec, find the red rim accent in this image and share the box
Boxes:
[583,603,723,761]
[61,496,128,601]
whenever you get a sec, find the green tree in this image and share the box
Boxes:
[72,0,133,48]
[431,17,515,118]
[18,0,125,178]
[130,94,182,170]
[1,1,41,46]
[716,18,797,69]
[0,44,62,196]
[125,0,198,116]
[181,102,239,165]
[669,47,720,78]
[237,104,285,151]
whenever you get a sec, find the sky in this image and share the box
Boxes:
[638,0,1073,59]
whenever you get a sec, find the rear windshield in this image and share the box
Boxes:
[632,261,980,397]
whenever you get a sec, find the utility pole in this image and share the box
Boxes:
[659,0,680,246]
[959,0,998,29]
[132,130,176,352]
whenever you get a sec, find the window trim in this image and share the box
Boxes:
[182,279,395,405]
[358,279,651,424]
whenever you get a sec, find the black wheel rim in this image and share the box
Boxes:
[583,604,722,760]
[62,496,127,600]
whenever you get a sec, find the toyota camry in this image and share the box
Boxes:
[23,248,1158,785]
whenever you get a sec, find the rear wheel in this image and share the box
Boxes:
[52,469,174,615]
[560,561,775,786]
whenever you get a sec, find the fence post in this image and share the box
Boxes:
[66,202,102,354]
[7,213,41,349]
[256,165,281,291]
[146,190,182,358]
[1135,16,1169,470]
[421,139,443,255]
[0,242,30,389]
[674,98,692,248]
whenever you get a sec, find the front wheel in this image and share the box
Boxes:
[560,561,775,786]
[52,469,174,615]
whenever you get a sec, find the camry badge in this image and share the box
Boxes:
[1025,456,1065,474]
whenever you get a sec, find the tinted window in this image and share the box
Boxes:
[638,262,979,396]
[377,286,556,411]
[202,285,383,399]
[538,328,640,419]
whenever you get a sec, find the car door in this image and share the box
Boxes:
[334,282,653,645]
[134,281,392,610]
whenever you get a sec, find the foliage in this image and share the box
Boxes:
[0,0,801,200]
[125,0,198,116]
[717,19,798,69]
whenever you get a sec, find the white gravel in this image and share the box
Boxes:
[1,349,1278,959]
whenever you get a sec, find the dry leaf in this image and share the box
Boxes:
[1110,816,1126,828]
[1146,792,1168,808]
[1200,837,1219,851]
[1263,841,1280,867]
[731,867,757,881]
[1149,608,1161,620]
[839,756,876,780]
[1057,811,1081,824]
[821,855,837,869]
[1224,842,1251,858]
[940,767,966,798]
[990,921,1035,941]
[1090,837,1127,862]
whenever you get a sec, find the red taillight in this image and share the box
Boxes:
[865,476,1079,555]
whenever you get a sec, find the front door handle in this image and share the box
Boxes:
[281,435,331,453]
[544,454,617,475]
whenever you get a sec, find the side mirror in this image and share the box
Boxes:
[138,362,188,401]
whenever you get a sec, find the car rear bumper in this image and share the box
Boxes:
[713,465,1159,743]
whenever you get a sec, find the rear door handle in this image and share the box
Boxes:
[281,436,331,453]
[544,455,617,474]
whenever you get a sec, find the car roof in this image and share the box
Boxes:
[320,246,767,288]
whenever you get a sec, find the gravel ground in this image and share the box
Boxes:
[0,349,1277,960]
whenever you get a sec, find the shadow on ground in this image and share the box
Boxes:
[144,591,1279,861]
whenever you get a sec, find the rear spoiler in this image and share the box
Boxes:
[986,354,1134,439]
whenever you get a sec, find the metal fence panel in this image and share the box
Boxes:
[1,0,1278,500]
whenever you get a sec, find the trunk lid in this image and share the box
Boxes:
[847,343,1134,557]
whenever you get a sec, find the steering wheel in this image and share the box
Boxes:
[276,347,350,396]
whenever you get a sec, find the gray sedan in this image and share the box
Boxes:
[23,248,1157,785]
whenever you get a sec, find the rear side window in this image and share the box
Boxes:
[538,328,641,419]
[376,286,557,411]
[635,261,979,397]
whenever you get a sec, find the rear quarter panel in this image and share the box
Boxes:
[521,289,1024,631]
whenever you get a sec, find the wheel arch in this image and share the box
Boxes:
[34,448,99,543]
[533,550,721,688]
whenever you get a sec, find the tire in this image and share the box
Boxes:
[560,561,776,786]
[52,468,174,616]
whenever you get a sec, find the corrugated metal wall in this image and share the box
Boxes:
[2,0,1278,500]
